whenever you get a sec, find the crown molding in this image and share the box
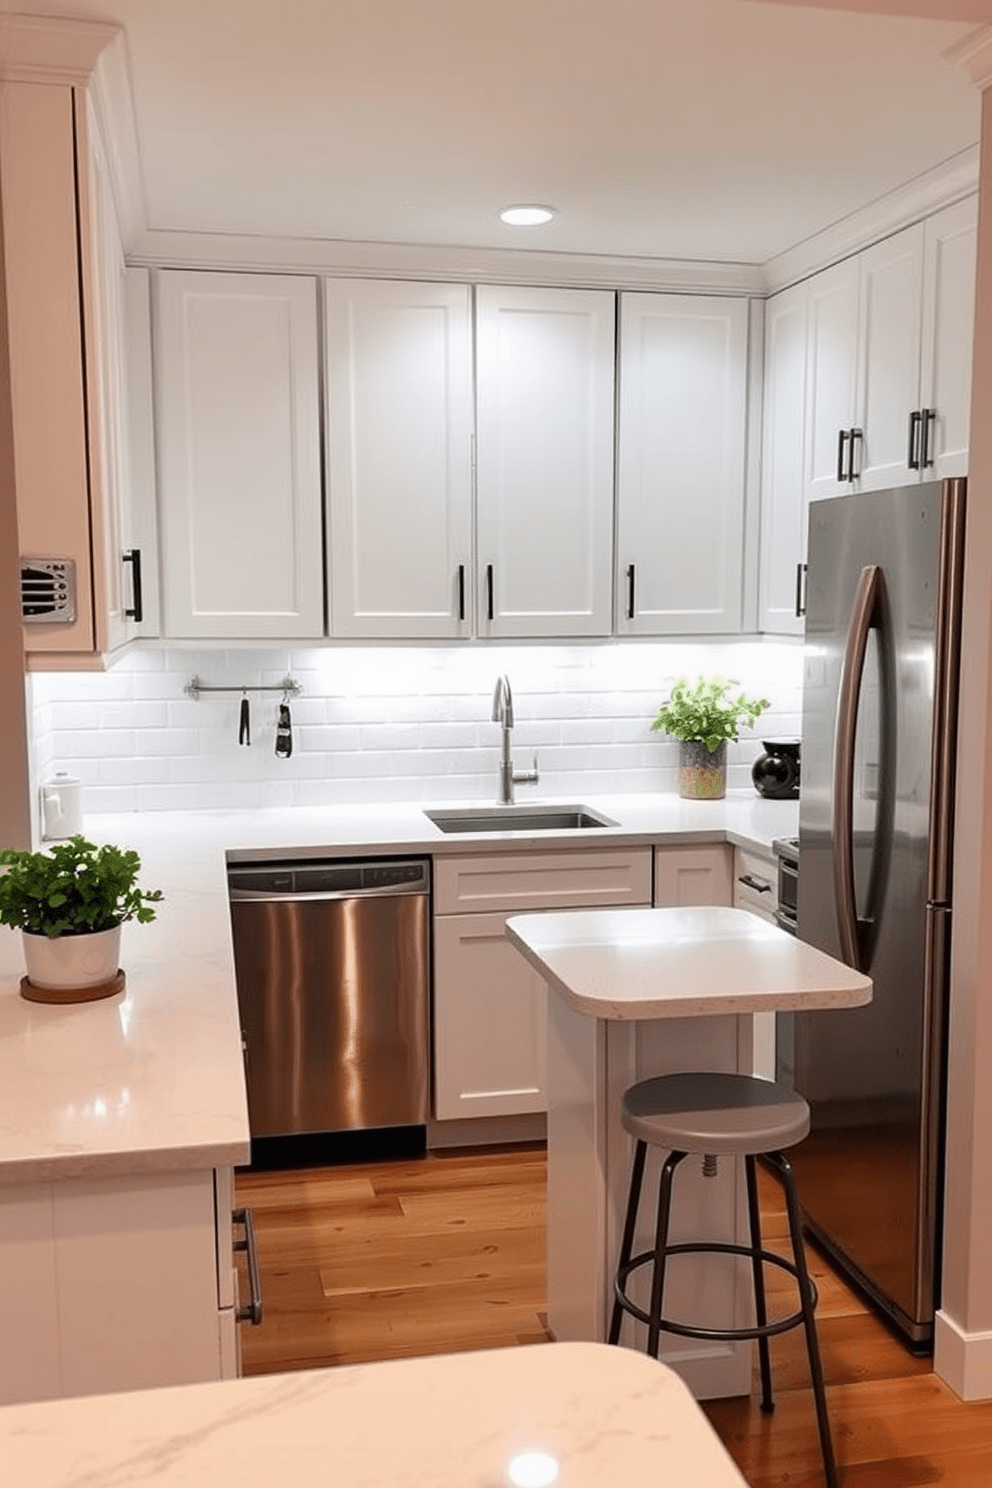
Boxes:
[125,231,767,296]
[0,13,118,83]
[762,146,979,295]
[89,28,146,250]
[947,25,992,91]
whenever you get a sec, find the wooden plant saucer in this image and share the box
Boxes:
[20,970,126,1005]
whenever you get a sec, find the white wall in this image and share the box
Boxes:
[28,638,802,818]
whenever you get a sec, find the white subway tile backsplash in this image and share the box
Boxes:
[27,640,804,814]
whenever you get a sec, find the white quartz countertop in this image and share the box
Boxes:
[506,904,871,1019]
[0,792,797,1183]
[0,1340,748,1487]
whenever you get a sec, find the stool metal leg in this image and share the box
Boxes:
[744,1154,775,1414]
[773,1151,839,1488]
[646,1150,683,1360]
[609,1138,647,1345]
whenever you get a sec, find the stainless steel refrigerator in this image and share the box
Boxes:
[787,477,966,1348]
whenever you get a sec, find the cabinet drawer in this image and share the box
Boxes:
[433,847,653,915]
[733,846,778,921]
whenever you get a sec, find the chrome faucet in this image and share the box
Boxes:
[491,674,539,805]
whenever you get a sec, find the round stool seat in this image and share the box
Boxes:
[620,1071,810,1156]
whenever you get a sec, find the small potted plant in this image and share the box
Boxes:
[0,836,162,1004]
[651,675,770,800]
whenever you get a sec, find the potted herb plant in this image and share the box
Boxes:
[0,836,162,1003]
[651,675,770,800]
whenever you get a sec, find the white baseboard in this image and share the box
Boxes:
[934,1308,992,1400]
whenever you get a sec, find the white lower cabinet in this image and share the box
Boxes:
[433,848,653,1120]
[0,1165,248,1405]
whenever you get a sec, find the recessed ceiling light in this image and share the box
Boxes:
[499,205,556,227]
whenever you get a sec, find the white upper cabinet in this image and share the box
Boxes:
[324,279,473,638]
[758,281,808,636]
[79,99,159,648]
[853,224,925,492]
[616,293,748,635]
[156,270,323,639]
[803,257,860,504]
[801,212,974,504]
[762,200,977,634]
[475,285,616,638]
[919,197,978,480]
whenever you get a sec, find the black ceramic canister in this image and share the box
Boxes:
[751,738,801,799]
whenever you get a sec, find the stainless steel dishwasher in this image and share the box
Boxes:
[228,857,430,1164]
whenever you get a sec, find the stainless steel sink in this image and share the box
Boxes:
[424,804,618,834]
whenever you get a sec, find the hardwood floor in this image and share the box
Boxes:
[235,1145,992,1484]
[234,1144,550,1373]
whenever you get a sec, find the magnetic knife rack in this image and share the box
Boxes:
[184,675,302,700]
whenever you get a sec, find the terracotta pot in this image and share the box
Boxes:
[21,924,121,992]
[677,740,726,800]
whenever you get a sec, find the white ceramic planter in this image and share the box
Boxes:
[22,924,121,991]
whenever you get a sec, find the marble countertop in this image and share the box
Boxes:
[0,792,797,1184]
[0,1340,748,1487]
[506,904,871,1019]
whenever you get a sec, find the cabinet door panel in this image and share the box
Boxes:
[434,912,548,1119]
[476,286,615,638]
[920,197,977,480]
[617,294,748,635]
[804,258,860,504]
[53,1171,221,1398]
[653,844,733,907]
[758,282,808,635]
[157,270,322,639]
[0,1185,59,1404]
[325,279,472,637]
[855,224,924,492]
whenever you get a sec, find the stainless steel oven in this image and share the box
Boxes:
[773,836,799,936]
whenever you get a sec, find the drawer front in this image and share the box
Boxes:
[733,846,778,921]
[434,847,653,915]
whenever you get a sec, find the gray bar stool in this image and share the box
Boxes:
[608,1070,837,1488]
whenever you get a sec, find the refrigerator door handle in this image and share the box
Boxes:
[832,562,883,969]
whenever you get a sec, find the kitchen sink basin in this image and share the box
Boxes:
[424,804,619,834]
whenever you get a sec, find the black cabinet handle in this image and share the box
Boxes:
[836,429,849,484]
[921,408,936,469]
[795,561,807,619]
[848,427,863,482]
[122,548,143,623]
[457,564,465,622]
[233,1207,264,1325]
[738,874,772,894]
[908,410,922,470]
[626,563,635,621]
[486,564,494,622]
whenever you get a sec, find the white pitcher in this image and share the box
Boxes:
[41,773,83,840]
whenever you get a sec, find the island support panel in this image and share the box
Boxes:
[547,990,755,1400]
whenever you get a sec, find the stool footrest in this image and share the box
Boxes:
[613,1240,818,1344]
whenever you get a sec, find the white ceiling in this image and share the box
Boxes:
[1,0,986,264]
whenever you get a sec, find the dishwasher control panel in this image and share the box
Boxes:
[228,858,430,898]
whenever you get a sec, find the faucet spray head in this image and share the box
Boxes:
[491,674,514,727]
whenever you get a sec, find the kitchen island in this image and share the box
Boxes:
[0,1340,748,1487]
[507,904,871,1399]
[0,792,796,1405]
